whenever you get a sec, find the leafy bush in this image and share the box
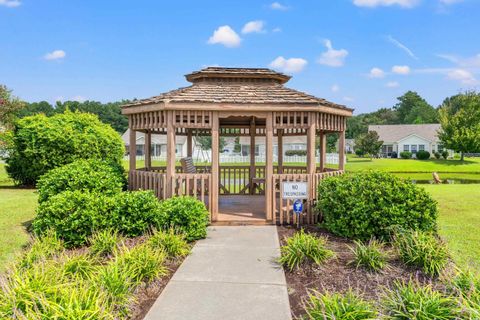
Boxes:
[158,197,209,241]
[416,150,431,160]
[434,152,442,159]
[316,171,438,240]
[285,150,307,156]
[89,229,120,256]
[355,149,365,157]
[442,150,449,159]
[37,159,126,203]
[393,230,449,277]
[33,190,164,247]
[349,239,389,272]
[279,230,335,271]
[382,281,460,319]
[303,290,377,320]
[5,110,124,186]
[400,151,412,159]
[147,229,190,258]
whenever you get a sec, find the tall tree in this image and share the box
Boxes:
[354,131,383,158]
[0,85,25,130]
[438,91,480,161]
[16,101,55,118]
[393,91,437,124]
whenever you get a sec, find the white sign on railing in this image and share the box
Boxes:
[282,182,308,199]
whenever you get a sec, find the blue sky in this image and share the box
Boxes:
[1,0,479,114]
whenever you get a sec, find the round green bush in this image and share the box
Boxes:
[37,159,126,203]
[33,190,164,247]
[416,150,431,160]
[400,151,412,159]
[5,111,124,185]
[316,171,438,240]
[158,197,209,241]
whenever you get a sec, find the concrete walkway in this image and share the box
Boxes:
[144,226,292,320]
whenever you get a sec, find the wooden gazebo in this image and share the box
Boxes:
[122,67,353,225]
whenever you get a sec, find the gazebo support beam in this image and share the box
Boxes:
[339,131,346,171]
[278,129,283,174]
[249,118,256,195]
[307,119,316,175]
[166,111,176,197]
[211,112,220,221]
[187,129,193,157]
[319,132,326,172]
[129,128,136,185]
[265,113,274,221]
[145,130,152,170]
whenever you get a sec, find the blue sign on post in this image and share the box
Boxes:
[293,199,303,215]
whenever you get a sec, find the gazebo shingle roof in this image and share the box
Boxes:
[123,67,352,111]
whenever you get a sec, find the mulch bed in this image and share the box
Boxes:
[277,225,445,319]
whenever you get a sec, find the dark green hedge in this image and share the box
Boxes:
[316,171,438,240]
[37,159,126,203]
[416,150,431,160]
[5,111,124,185]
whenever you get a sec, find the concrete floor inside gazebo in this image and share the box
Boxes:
[217,195,267,224]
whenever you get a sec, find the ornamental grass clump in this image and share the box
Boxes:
[116,243,168,283]
[97,261,135,309]
[393,230,449,277]
[61,253,98,280]
[89,229,120,257]
[303,290,377,320]
[147,229,190,258]
[279,230,335,271]
[21,229,64,268]
[349,239,389,272]
[448,269,480,318]
[381,281,460,320]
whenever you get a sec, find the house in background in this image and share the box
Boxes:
[368,124,450,158]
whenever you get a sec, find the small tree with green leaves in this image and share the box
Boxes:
[354,131,383,158]
[0,85,25,130]
[438,91,480,161]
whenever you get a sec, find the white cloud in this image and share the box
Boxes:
[387,35,418,60]
[272,27,282,33]
[353,0,419,8]
[269,56,307,73]
[368,67,386,78]
[446,69,478,85]
[343,96,354,102]
[44,50,66,60]
[317,40,348,67]
[207,25,241,48]
[270,2,288,10]
[0,0,21,7]
[331,84,340,93]
[392,65,411,75]
[386,81,400,87]
[437,53,480,68]
[242,20,265,34]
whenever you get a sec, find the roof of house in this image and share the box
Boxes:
[368,124,441,143]
[123,67,352,111]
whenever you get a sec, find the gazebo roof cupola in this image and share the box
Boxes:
[185,67,291,84]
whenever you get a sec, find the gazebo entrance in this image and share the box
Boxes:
[122,67,352,225]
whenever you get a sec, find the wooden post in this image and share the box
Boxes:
[319,132,326,172]
[278,129,283,174]
[187,129,193,157]
[145,130,152,170]
[265,112,274,221]
[129,127,136,187]
[307,116,316,175]
[166,111,176,197]
[211,112,219,221]
[339,131,346,171]
[249,118,256,195]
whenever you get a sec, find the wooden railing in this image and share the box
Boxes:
[272,171,343,225]
[172,173,211,212]
[129,170,168,199]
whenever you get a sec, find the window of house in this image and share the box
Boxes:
[411,145,417,154]
[419,145,425,151]
[438,144,444,152]
[403,145,410,152]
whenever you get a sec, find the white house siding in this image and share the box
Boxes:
[397,135,433,158]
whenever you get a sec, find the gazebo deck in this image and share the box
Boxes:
[218,195,267,224]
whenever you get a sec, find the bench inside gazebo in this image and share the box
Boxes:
[122,67,353,225]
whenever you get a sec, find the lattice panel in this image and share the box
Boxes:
[316,113,345,132]
[130,111,167,130]
[273,111,310,129]
[173,110,213,128]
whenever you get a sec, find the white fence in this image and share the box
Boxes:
[126,153,343,165]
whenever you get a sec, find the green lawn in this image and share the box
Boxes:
[0,164,37,270]
[423,184,480,272]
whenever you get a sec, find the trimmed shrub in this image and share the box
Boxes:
[157,197,209,241]
[400,151,412,159]
[303,290,377,320]
[434,152,442,159]
[5,111,124,186]
[33,190,164,247]
[442,150,449,159]
[393,230,449,277]
[279,230,335,271]
[355,149,365,157]
[416,150,431,160]
[37,159,126,203]
[382,281,460,319]
[316,171,438,241]
[285,149,307,156]
[349,239,389,272]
